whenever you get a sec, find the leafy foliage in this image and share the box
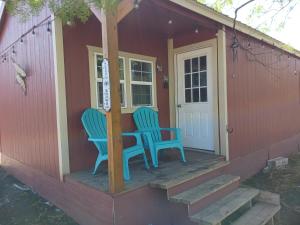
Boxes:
[5,0,121,23]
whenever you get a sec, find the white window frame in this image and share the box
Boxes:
[87,45,158,114]
[129,58,155,108]
[94,53,127,109]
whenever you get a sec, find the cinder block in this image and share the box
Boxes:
[267,157,288,169]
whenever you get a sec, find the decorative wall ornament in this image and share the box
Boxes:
[12,58,27,95]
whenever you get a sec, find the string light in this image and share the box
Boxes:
[0,16,53,62]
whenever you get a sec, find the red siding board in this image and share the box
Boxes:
[0,10,59,178]
[226,29,300,161]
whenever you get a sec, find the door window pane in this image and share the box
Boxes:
[185,89,191,103]
[185,59,191,73]
[200,72,207,87]
[200,88,208,102]
[192,57,199,72]
[200,56,207,71]
[192,73,199,87]
[185,74,191,88]
[193,88,200,102]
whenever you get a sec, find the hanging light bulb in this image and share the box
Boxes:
[12,46,16,55]
[20,35,24,43]
[195,28,199,34]
[32,25,36,35]
[168,19,173,25]
[47,21,51,33]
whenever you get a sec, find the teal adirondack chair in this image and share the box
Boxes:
[133,107,186,168]
[81,108,149,181]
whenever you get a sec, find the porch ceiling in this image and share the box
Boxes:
[119,0,219,39]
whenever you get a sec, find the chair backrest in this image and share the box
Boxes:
[133,107,162,143]
[81,108,107,155]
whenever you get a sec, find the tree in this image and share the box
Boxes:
[4,0,121,23]
[198,0,300,32]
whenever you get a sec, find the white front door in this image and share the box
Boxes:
[176,48,215,151]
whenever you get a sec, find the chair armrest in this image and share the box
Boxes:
[88,137,108,142]
[122,132,143,146]
[160,128,181,140]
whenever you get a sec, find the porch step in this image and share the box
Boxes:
[169,175,240,205]
[190,187,260,225]
[150,161,229,196]
[231,202,281,225]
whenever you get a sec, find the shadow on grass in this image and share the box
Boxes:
[0,167,78,225]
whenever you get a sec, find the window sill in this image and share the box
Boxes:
[96,106,158,114]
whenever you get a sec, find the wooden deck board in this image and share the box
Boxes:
[68,150,225,193]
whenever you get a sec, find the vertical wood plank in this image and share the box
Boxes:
[101,9,124,193]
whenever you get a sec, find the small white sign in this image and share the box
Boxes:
[102,59,111,112]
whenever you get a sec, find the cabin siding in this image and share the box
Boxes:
[0,10,59,178]
[226,29,300,162]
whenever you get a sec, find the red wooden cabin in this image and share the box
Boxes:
[0,0,298,224]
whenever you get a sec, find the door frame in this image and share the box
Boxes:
[168,28,229,160]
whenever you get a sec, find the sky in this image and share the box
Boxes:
[207,0,300,51]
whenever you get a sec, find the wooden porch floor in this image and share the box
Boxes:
[67,150,226,193]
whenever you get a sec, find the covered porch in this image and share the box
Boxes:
[61,0,229,194]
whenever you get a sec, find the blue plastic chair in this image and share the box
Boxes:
[81,108,149,181]
[133,107,186,168]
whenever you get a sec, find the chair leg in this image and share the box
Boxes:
[93,154,103,175]
[123,156,130,181]
[143,152,150,170]
[154,149,159,168]
[149,148,158,168]
[178,146,186,163]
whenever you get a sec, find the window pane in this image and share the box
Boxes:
[142,72,152,82]
[200,88,208,102]
[192,73,199,87]
[132,85,152,106]
[119,58,124,80]
[185,59,191,74]
[97,82,103,106]
[185,89,191,103]
[192,57,199,72]
[131,60,142,71]
[120,83,125,107]
[96,55,104,79]
[200,72,207,87]
[193,88,200,102]
[97,82,125,107]
[142,62,152,73]
[132,71,142,81]
[185,74,191,88]
[200,56,207,71]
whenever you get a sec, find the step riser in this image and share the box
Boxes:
[167,164,229,197]
[188,179,240,216]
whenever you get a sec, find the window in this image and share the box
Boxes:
[88,46,157,113]
[130,59,154,106]
[184,56,208,103]
[95,54,126,108]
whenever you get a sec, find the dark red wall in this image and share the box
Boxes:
[226,29,300,162]
[0,10,59,178]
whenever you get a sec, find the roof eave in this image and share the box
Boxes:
[170,0,300,57]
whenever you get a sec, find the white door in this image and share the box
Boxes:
[176,48,215,151]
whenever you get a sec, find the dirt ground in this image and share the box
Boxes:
[244,153,300,225]
[0,168,78,225]
[1,154,300,225]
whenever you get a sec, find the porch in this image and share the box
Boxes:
[67,150,227,193]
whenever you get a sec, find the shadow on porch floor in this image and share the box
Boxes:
[67,150,226,193]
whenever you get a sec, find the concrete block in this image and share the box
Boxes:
[267,157,288,169]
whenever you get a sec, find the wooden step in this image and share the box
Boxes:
[170,175,240,205]
[190,188,260,225]
[150,161,229,196]
[231,202,281,225]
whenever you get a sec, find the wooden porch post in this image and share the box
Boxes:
[101,9,124,193]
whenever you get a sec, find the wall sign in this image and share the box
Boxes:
[102,59,111,112]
